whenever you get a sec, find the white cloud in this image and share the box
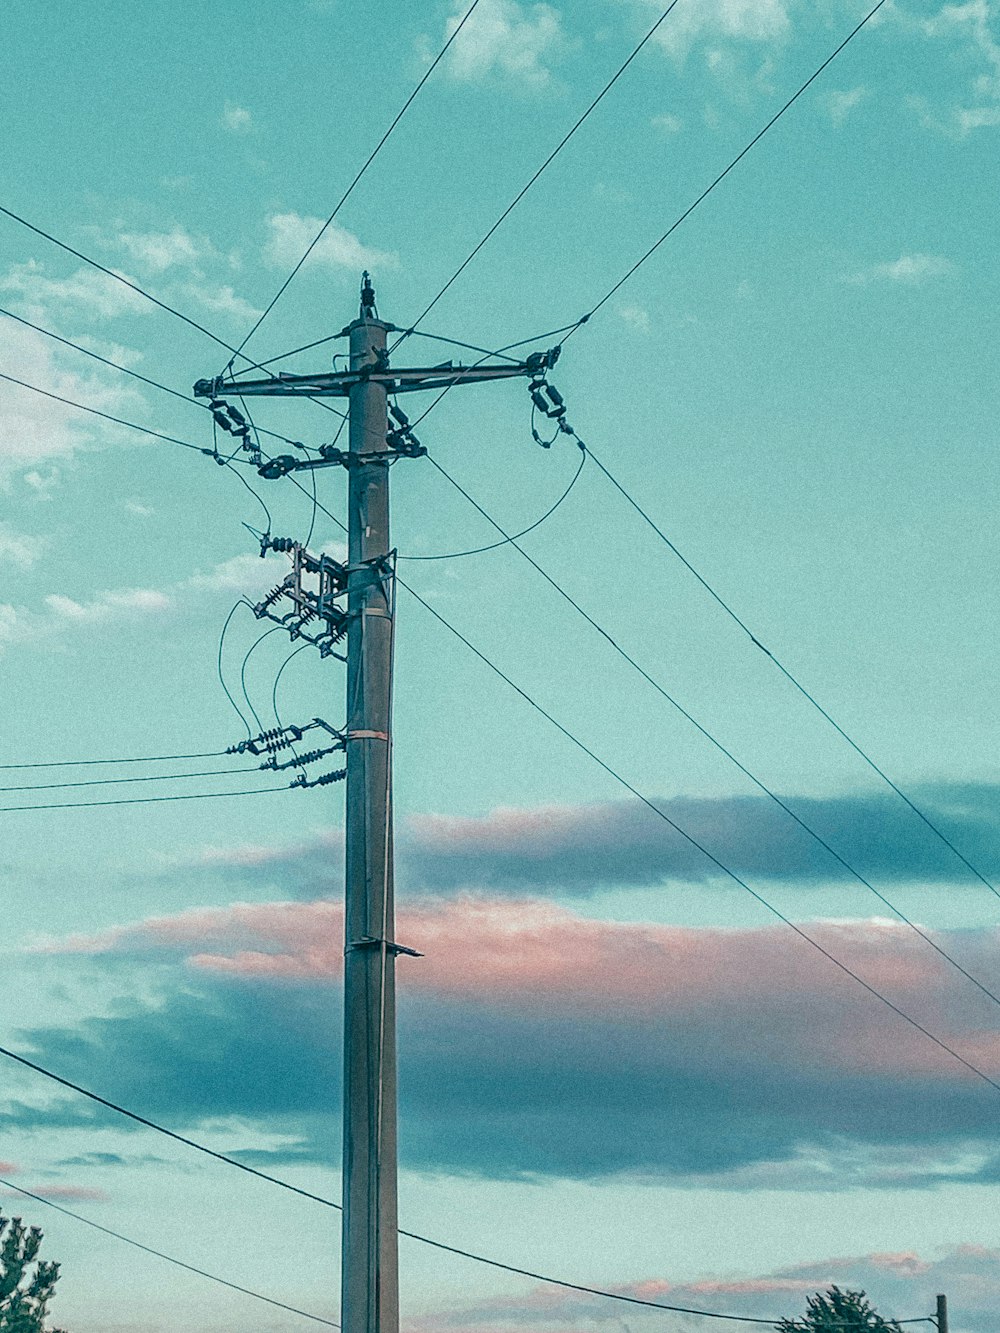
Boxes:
[639,0,792,56]
[439,0,564,86]
[652,111,684,132]
[0,523,44,569]
[44,587,172,624]
[1,259,151,322]
[846,253,956,285]
[0,322,142,482]
[183,552,283,598]
[124,499,155,517]
[618,303,652,332]
[222,101,253,132]
[911,0,1000,134]
[264,212,397,272]
[826,85,866,126]
[117,226,204,274]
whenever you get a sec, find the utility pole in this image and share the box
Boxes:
[936,1294,948,1333]
[195,275,560,1333]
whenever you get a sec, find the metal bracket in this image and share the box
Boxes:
[347,937,423,958]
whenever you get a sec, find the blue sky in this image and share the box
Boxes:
[2,0,1000,1329]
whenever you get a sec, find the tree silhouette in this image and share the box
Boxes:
[778,1287,903,1333]
[0,1214,66,1333]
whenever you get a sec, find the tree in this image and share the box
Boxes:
[778,1287,903,1333]
[0,1214,66,1333]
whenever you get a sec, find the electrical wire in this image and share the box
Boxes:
[0,1176,339,1327]
[399,444,586,561]
[218,601,254,738]
[0,206,347,422]
[0,750,227,770]
[585,444,1000,902]
[279,473,1000,1085]
[233,0,487,357]
[0,370,217,458]
[0,304,305,452]
[272,643,312,730]
[569,0,890,335]
[388,0,683,352]
[399,577,1000,1094]
[0,1017,938,1326]
[240,625,284,736]
[0,787,286,814]
[0,767,259,794]
[424,453,1000,1012]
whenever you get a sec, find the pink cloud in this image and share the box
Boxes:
[43,896,1000,1085]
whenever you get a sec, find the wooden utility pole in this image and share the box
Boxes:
[195,275,560,1333]
[341,305,399,1333]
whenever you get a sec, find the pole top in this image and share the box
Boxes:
[360,271,378,319]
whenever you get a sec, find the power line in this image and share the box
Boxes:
[234,0,486,356]
[0,750,227,770]
[0,1021,941,1326]
[398,445,586,561]
[0,204,347,422]
[0,1175,339,1327]
[389,0,682,350]
[0,304,308,451]
[424,452,1000,1013]
[283,474,1000,1091]
[0,786,286,814]
[0,766,259,794]
[0,369,217,458]
[400,576,1000,1095]
[585,444,1000,902]
[571,0,889,332]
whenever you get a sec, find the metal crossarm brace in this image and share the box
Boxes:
[193,349,560,401]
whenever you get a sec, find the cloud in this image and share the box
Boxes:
[181,282,262,323]
[638,0,793,57]
[438,0,564,87]
[0,320,142,483]
[116,226,204,274]
[618,304,652,333]
[415,1244,1000,1333]
[1,259,151,323]
[403,784,1000,893]
[651,111,683,132]
[825,86,866,126]
[222,101,253,132]
[845,253,956,286]
[264,212,397,272]
[43,587,172,625]
[19,895,1000,1183]
[0,523,44,570]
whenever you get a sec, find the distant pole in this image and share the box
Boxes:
[342,288,398,1333]
[935,1294,948,1333]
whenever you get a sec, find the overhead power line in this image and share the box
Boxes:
[283,476,1000,1094]
[0,305,309,450]
[424,453,1000,1013]
[390,0,682,350]
[0,369,217,458]
[571,0,889,332]
[0,1176,339,1327]
[585,444,1000,902]
[0,786,287,814]
[235,0,485,356]
[0,750,227,770]
[0,1046,931,1327]
[0,767,259,794]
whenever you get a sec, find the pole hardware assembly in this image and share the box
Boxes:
[196,274,562,1333]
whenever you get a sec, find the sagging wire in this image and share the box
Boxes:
[239,624,285,737]
[217,601,254,739]
[400,445,586,562]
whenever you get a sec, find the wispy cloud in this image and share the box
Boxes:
[845,253,956,285]
[437,0,565,87]
[222,101,253,132]
[825,85,866,126]
[0,522,44,570]
[264,212,397,272]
